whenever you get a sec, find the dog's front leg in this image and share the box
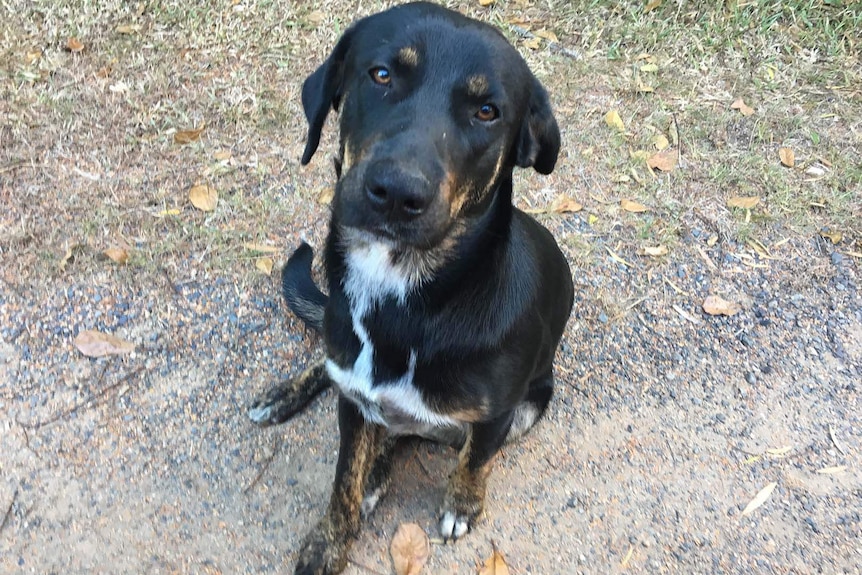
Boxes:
[439,411,513,541]
[296,395,385,575]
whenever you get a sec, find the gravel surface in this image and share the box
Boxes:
[1,223,859,574]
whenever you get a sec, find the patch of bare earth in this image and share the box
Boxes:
[1,1,860,574]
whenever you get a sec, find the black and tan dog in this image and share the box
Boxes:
[249,3,574,573]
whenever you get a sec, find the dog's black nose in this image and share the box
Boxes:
[364,167,431,220]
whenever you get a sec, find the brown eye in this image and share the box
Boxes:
[369,66,391,85]
[475,103,499,122]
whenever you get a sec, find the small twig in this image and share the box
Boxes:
[18,366,145,429]
[0,489,17,534]
[243,439,280,494]
[412,445,433,479]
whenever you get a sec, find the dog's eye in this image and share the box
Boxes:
[475,103,499,122]
[369,66,391,86]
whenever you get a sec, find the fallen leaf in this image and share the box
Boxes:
[478,547,510,575]
[255,257,274,276]
[820,230,842,244]
[605,110,625,132]
[640,63,659,73]
[766,446,792,457]
[479,0,496,5]
[174,126,206,144]
[778,147,795,167]
[731,98,754,116]
[636,82,654,93]
[243,243,280,254]
[534,29,558,42]
[104,247,129,265]
[647,149,677,172]
[707,234,719,247]
[644,0,662,12]
[213,150,232,161]
[551,195,583,213]
[727,196,760,209]
[629,149,651,162]
[643,245,668,256]
[587,213,598,226]
[25,49,42,64]
[116,24,141,34]
[66,37,84,52]
[815,465,846,475]
[702,295,741,316]
[306,10,325,24]
[522,36,541,50]
[156,208,181,217]
[317,187,335,205]
[652,134,669,150]
[74,330,135,357]
[611,173,632,183]
[189,183,218,212]
[390,523,429,575]
[620,199,649,213]
[741,481,777,516]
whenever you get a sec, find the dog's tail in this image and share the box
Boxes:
[282,242,327,332]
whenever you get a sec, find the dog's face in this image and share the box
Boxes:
[300,2,560,250]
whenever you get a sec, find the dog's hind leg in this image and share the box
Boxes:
[506,371,554,443]
[248,360,330,426]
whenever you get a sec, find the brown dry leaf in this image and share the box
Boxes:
[636,82,654,93]
[317,187,335,205]
[74,330,135,358]
[731,98,755,116]
[647,149,677,172]
[189,184,218,212]
[522,37,541,50]
[727,196,760,209]
[644,0,662,12]
[174,126,206,144]
[741,482,777,516]
[156,208,181,217]
[390,523,429,575]
[702,295,741,316]
[116,24,141,34]
[551,195,583,213]
[620,199,649,213]
[243,243,280,254]
[213,150,232,161]
[104,247,129,265]
[25,49,42,64]
[534,29,558,42]
[629,149,651,162]
[820,230,842,244]
[605,110,625,132]
[643,245,668,257]
[66,37,85,52]
[255,257,274,276]
[478,547,510,575]
[306,10,325,24]
[778,147,795,168]
[640,63,659,73]
[707,234,719,247]
[479,0,496,5]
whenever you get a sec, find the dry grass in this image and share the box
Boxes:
[1,0,860,287]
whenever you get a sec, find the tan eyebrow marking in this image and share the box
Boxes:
[466,75,489,96]
[397,46,419,67]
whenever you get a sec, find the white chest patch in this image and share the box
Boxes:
[326,237,459,435]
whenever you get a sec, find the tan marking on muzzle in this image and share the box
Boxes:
[397,46,419,67]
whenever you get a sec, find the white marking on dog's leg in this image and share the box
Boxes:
[506,402,540,443]
[247,405,273,424]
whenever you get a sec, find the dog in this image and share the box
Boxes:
[249,3,574,573]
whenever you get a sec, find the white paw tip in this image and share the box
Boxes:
[248,405,272,423]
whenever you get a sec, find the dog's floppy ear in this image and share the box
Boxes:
[515,78,561,175]
[300,30,355,165]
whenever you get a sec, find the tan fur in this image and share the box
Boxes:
[397,46,419,67]
[466,75,489,97]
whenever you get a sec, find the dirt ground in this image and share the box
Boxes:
[1,1,860,574]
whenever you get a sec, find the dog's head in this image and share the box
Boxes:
[300,2,560,250]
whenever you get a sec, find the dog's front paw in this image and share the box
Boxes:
[294,522,350,575]
[438,476,486,542]
[248,363,329,426]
